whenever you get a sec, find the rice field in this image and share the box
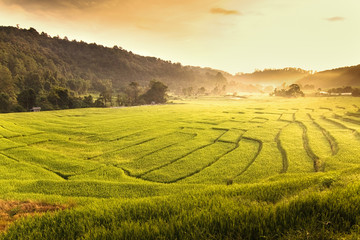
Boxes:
[1,96,360,239]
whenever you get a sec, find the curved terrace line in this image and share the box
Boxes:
[231,137,263,179]
[307,113,338,155]
[322,117,360,140]
[135,129,229,178]
[295,121,321,172]
[162,131,248,183]
[274,124,290,173]
[133,133,197,161]
[0,152,69,180]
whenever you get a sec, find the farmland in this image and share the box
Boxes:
[1,96,360,239]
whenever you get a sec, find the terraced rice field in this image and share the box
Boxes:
[0,97,360,189]
[2,96,360,239]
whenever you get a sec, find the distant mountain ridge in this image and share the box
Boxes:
[0,25,359,97]
[296,65,360,89]
[235,66,360,90]
[235,68,311,86]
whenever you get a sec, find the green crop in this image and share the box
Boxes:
[1,96,360,239]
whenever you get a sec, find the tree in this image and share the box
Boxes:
[197,87,206,95]
[125,82,140,105]
[47,87,70,108]
[352,88,360,97]
[215,72,227,86]
[116,92,128,106]
[0,93,11,113]
[94,97,105,107]
[182,87,193,96]
[211,86,220,95]
[100,89,113,106]
[17,89,36,110]
[24,72,43,93]
[140,80,168,104]
[0,65,15,98]
[288,84,300,93]
[288,84,304,97]
[82,95,94,107]
[272,84,304,97]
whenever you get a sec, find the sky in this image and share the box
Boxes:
[0,0,359,74]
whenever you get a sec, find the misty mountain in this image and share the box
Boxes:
[1,26,359,98]
[296,65,360,89]
[235,68,311,86]
[235,66,360,91]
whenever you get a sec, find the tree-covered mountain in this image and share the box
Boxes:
[0,26,231,97]
[1,25,359,113]
[0,26,242,112]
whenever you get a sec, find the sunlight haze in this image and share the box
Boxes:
[0,0,359,73]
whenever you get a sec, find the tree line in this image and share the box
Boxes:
[271,84,305,97]
[0,76,168,113]
[327,86,360,96]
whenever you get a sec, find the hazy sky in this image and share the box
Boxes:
[0,0,359,74]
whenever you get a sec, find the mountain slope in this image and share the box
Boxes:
[0,26,229,95]
[297,65,360,89]
[0,26,359,97]
[235,68,310,86]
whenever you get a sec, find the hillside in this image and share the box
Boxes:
[297,65,360,89]
[235,66,360,91]
[1,25,360,111]
[235,68,311,86]
[0,26,231,96]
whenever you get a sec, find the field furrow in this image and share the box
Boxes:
[274,125,289,173]
[315,117,360,169]
[295,121,321,171]
[141,141,234,183]
[280,123,314,173]
[307,113,338,156]
[179,138,260,184]
[0,154,62,180]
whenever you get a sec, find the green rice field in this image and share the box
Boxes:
[1,96,360,239]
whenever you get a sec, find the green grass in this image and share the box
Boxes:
[142,141,235,183]
[0,154,62,180]
[280,123,314,173]
[180,138,260,184]
[1,96,360,239]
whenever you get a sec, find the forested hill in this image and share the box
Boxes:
[235,66,360,90]
[1,25,359,109]
[0,26,230,95]
[235,68,311,85]
[296,65,360,89]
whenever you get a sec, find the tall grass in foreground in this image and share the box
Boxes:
[2,179,360,240]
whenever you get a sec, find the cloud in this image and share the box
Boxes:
[2,0,101,9]
[326,16,345,22]
[0,0,234,37]
[210,7,241,15]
